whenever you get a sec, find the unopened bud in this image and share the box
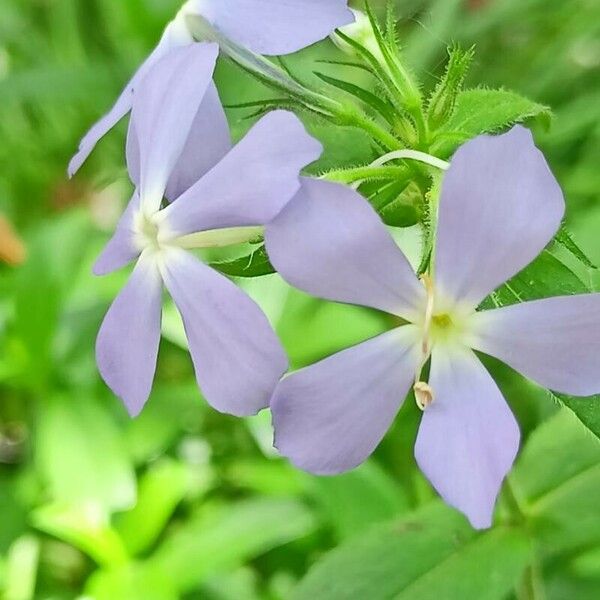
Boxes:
[330,9,381,60]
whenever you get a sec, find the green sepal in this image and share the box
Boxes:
[427,45,475,130]
[314,71,399,124]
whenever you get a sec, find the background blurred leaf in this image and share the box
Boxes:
[115,459,191,556]
[148,498,316,594]
[36,394,136,512]
[32,503,128,567]
[311,462,410,541]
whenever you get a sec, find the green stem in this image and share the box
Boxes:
[322,165,408,185]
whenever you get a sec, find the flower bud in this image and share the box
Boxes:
[330,9,382,60]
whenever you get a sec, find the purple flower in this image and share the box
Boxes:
[95,44,322,417]
[68,0,353,176]
[265,126,600,529]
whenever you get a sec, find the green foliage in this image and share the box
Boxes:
[293,502,530,600]
[432,88,552,157]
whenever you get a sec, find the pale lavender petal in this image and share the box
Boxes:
[132,43,218,213]
[96,255,163,417]
[265,178,425,320]
[271,325,421,475]
[127,83,231,197]
[194,0,354,55]
[165,82,231,201]
[471,294,600,396]
[162,111,322,235]
[435,126,565,309]
[68,18,194,177]
[415,348,520,529]
[93,193,141,276]
[161,248,287,416]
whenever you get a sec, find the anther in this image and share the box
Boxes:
[414,381,434,411]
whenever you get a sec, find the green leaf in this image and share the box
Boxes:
[32,503,128,567]
[292,502,530,600]
[210,245,275,278]
[115,459,191,556]
[481,249,589,308]
[314,71,398,124]
[481,250,600,440]
[3,535,40,600]
[85,563,177,600]
[433,88,551,157]
[311,462,410,541]
[512,410,600,556]
[372,179,422,227]
[148,499,316,594]
[556,224,597,269]
[36,395,136,512]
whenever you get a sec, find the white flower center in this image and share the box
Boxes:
[133,209,264,257]
[412,275,473,410]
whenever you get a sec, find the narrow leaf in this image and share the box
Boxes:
[314,71,398,124]
[556,224,597,270]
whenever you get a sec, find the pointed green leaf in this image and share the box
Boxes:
[433,88,551,157]
[210,245,275,278]
[292,502,530,600]
[149,499,316,594]
[314,71,398,123]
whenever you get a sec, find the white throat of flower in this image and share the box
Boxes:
[412,275,474,411]
[133,208,264,258]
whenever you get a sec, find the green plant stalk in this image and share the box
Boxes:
[363,1,428,145]
[187,15,402,151]
[322,165,409,185]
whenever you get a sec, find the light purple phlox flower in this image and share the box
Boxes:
[68,0,353,176]
[265,126,600,529]
[95,44,322,418]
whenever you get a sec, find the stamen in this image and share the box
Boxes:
[413,274,436,410]
[414,381,434,411]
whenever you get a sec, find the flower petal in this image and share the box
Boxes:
[132,43,219,213]
[195,0,354,56]
[265,178,425,320]
[93,193,141,276]
[435,126,565,309]
[161,111,322,235]
[415,347,520,529]
[68,18,194,177]
[165,82,231,201]
[96,254,163,417]
[127,82,231,200]
[161,248,288,416]
[470,294,600,396]
[271,325,421,475]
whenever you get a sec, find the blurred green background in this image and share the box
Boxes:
[1,0,600,598]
